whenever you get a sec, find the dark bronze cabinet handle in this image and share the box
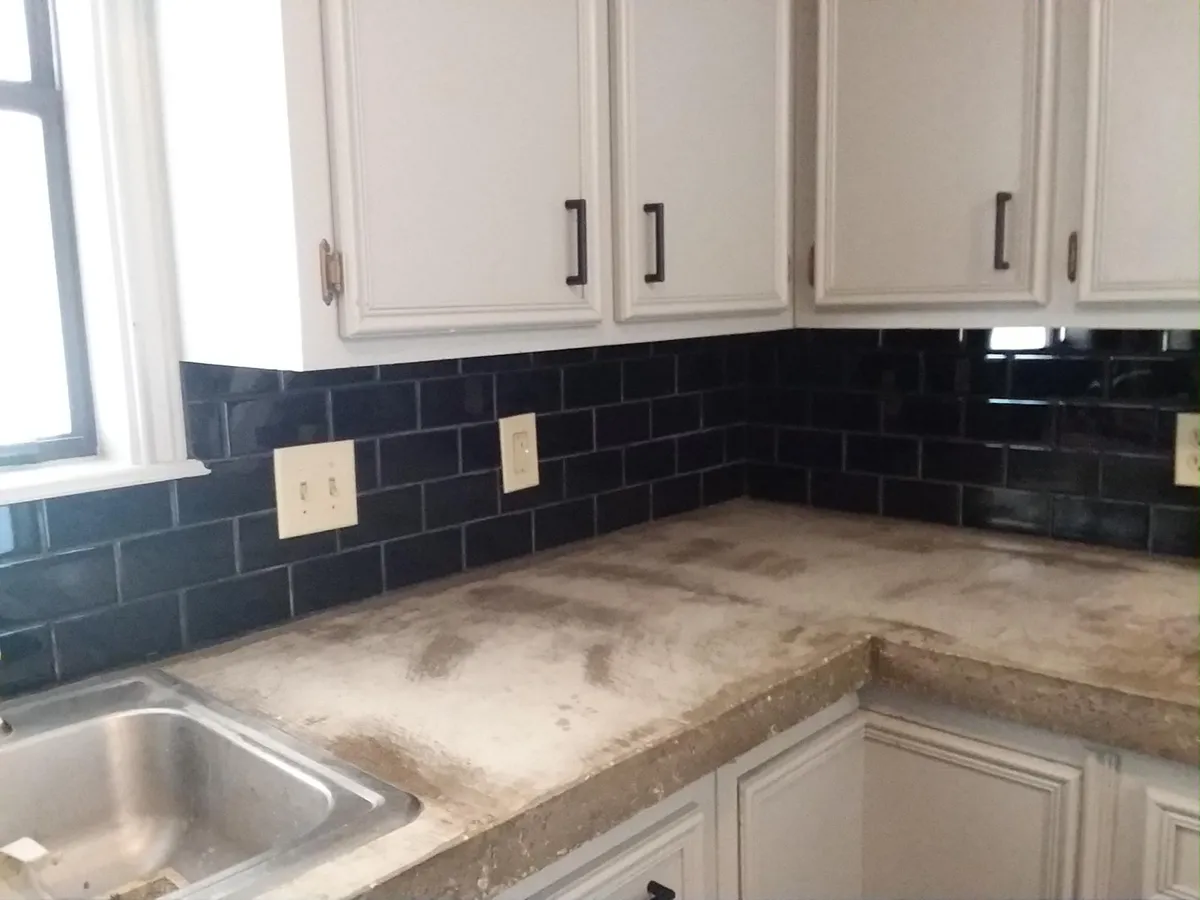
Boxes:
[646,880,676,900]
[565,199,588,286]
[993,191,1013,271]
[644,202,665,283]
[1067,231,1078,283]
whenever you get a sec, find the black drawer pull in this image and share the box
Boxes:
[566,199,588,286]
[993,191,1013,271]
[644,202,665,283]
[646,880,676,900]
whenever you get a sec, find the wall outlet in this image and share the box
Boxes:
[274,441,359,538]
[1174,413,1200,487]
[499,413,540,493]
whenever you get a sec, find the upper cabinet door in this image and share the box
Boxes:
[323,1,609,338]
[816,1,1055,308]
[611,0,792,322]
[1078,0,1199,305]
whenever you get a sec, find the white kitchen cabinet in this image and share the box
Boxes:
[1073,0,1199,306]
[716,696,863,900]
[610,0,792,323]
[862,711,1082,900]
[813,0,1055,309]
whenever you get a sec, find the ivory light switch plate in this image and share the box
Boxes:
[274,441,359,538]
[499,413,540,493]
[1174,413,1200,487]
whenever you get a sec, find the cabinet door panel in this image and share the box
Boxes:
[325,1,607,337]
[1079,0,1199,304]
[863,714,1080,900]
[817,0,1054,307]
[612,0,791,321]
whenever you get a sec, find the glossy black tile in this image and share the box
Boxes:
[815,329,880,350]
[965,400,1054,445]
[778,428,842,470]
[962,487,1050,536]
[747,344,779,387]
[1110,358,1199,405]
[280,367,375,390]
[501,460,565,513]
[564,362,621,409]
[1010,356,1105,400]
[1007,448,1099,496]
[176,456,275,525]
[466,513,532,567]
[1151,506,1199,558]
[883,478,959,526]
[461,353,531,373]
[0,504,42,562]
[238,511,336,572]
[677,350,726,392]
[747,464,807,503]
[186,402,226,460]
[596,485,651,535]
[625,439,676,484]
[332,381,418,439]
[746,425,776,463]
[652,474,702,518]
[810,392,879,432]
[1102,455,1199,507]
[922,440,1005,486]
[339,485,422,548]
[881,329,962,351]
[57,593,182,679]
[623,356,675,399]
[384,527,463,589]
[1057,404,1169,455]
[1052,496,1148,551]
[652,395,701,437]
[533,348,595,366]
[379,359,459,381]
[597,402,650,448]
[725,425,748,461]
[293,547,383,614]
[182,363,277,401]
[780,347,843,389]
[46,483,172,550]
[565,450,622,497]
[845,351,920,392]
[748,388,808,427]
[702,388,744,428]
[355,440,379,492]
[846,434,918,477]
[597,342,653,360]
[703,464,745,506]
[883,394,962,438]
[380,429,459,486]
[419,376,493,429]
[424,472,498,529]
[538,410,594,458]
[810,471,879,515]
[0,626,54,695]
[496,368,562,417]
[923,355,1008,397]
[120,522,235,600]
[0,547,117,627]
[460,422,500,473]
[227,391,328,455]
[678,430,724,473]
[1059,329,1162,356]
[535,498,596,551]
[184,568,290,646]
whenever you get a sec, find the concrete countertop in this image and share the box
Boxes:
[168,499,1199,900]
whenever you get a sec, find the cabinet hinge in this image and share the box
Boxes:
[319,239,344,306]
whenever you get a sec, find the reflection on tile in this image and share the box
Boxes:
[962,487,1050,536]
[56,594,182,679]
[227,391,328,455]
[46,483,172,550]
[0,547,117,627]
[1052,496,1148,551]
[0,504,42,562]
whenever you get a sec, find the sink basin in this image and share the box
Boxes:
[0,672,420,899]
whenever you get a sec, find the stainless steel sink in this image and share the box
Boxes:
[0,671,420,899]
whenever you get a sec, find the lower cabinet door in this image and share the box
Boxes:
[863,712,1083,900]
[533,804,710,900]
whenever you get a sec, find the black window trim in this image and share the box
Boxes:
[0,0,95,467]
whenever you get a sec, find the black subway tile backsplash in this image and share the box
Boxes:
[2,329,1193,701]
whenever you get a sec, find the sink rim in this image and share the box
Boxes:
[0,668,422,900]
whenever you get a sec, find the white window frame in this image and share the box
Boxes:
[0,0,207,504]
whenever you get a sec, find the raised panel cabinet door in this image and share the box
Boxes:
[1078,0,1200,304]
[611,0,792,321]
[1140,787,1200,900]
[863,714,1082,900]
[323,1,609,337]
[816,0,1055,307]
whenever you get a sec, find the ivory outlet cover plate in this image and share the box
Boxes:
[499,413,540,493]
[274,441,359,538]
[1174,412,1200,487]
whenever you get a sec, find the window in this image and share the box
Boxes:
[0,0,95,465]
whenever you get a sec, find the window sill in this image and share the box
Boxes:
[0,457,209,505]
